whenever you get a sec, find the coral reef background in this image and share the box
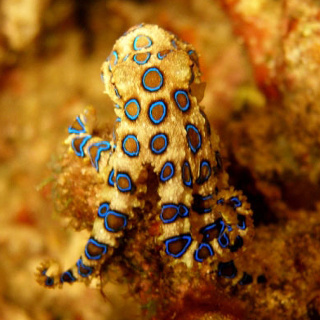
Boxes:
[0,0,319,319]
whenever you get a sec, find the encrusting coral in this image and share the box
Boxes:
[36,23,259,318]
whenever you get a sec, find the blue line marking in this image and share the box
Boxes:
[108,169,115,186]
[68,116,86,134]
[88,141,111,171]
[71,135,92,157]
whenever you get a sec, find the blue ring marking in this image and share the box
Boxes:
[218,233,229,248]
[108,169,115,186]
[133,52,151,65]
[60,270,76,283]
[186,124,202,154]
[124,99,140,120]
[194,243,214,262]
[142,67,164,92]
[160,204,179,224]
[148,100,167,124]
[68,116,86,134]
[160,162,174,182]
[217,198,224,205]
[196,160,212,185]
[123,54,130,61]
[178,204,189,217]
[76,257,93,277]
[218,260,237,279]
[45,276,54,286]
[192,194,213,214]
[174,90,190,112]
[237,214,246,230]
[229,235,243,252]
[133,35,152,50]
[104,210,128,232]
[150,133,168,154]
[116,172,132,192]
[164,234,193,258]
[157,50,172,60]
[88,141,111,172]
[122,134,140,157]
[239,272,253,285]
[182,161,192,187]
[85,238,108,260]
[200,218,225,242]
[71,135,92,157]
[230,196,242,208]
[98,202,110,218]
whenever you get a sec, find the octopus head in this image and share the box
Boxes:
[100,24,205,105]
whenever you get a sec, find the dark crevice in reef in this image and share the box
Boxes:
[226,153,279,226]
